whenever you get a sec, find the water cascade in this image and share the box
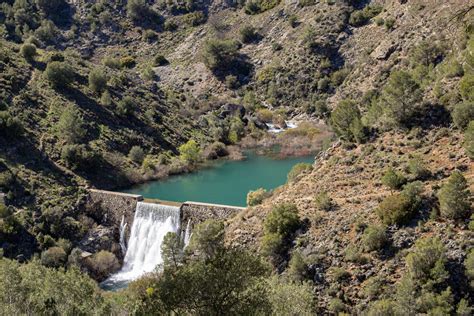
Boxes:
[183,220,192,247]
[119,215,127,255]
[102,202,180,289]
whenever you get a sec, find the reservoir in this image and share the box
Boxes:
[125,151,315,207]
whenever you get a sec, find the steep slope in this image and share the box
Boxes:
[227,128,473,312]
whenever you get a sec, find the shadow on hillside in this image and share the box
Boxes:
[213,54,254,86]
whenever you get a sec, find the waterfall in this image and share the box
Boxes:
[119,215,127,255]
[183,220,192,247]
[103,202,180,287]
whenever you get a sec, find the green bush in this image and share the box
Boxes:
[457,299,473,316]
[287,163,312,182]
[240,26,259,43]
[361,225,387,252]
[154,55,169,66]
[264,203,300,236]
[452,101,474,129]
[202,39,240,72]
[179,140,202,166]
[56,106,86,144]
[205,142,228,159]
[100,90,112,106]
[0,205,20,236]
[0,171,15,191]
[247,188,268,206]
[35,20,59,44]
[288,15,298,28]
[44,61,75,88]
[465,248,474,289]
[381,168,406,191]
[328,298,347,314]
[464,121,474,159]
[376,182,422,226]
[88,69,108,94]
[349,10,368,27]
[288,251,308,281]
[344,244,368,264]
[86,250,120,281]
[0,259,109,314]
[0,111,23,139]
[153,236,270,315]
[437,171,471,220]
[164,19,178,31]
[350,117,369,144]
[381,70,422,127]
[267,277,314,314]
[129,146,145,164]
[330,99,365,142]
[20,43,36,62]
[317,77,330,91]
[61,144,99,170]
[245,0,281,15]
[409,41,445,67]
[384,18,395,30]
[262,203,300,257]
[261,232,283,257]
[187,219,225,259]
[407,156,431,180]
[257,108,273,122]
[127,0,154,22]
[142,29,157,42]
[117,96,135,116]
[183,11,206,26]
[56,238,72,254]
[36,0,66,15]
[366,300,397,316]
[120,56,136,69]
[314,191,333,211]
[41,246,67,268]
[406,237,446,282]
[349,4,383,27]
[103,57,121,69]
[330,68,350,87]
[460,74,474,101]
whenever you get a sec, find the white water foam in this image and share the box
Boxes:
[267,121,298,133]
[103,202,180,288]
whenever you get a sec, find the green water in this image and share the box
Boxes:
[125,152,315,207]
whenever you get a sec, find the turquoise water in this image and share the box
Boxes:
[125,152,315,207]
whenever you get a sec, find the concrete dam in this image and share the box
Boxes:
[87,189,245,286]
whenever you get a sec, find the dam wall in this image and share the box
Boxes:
[86,190,244,237]
[88,189,143,230]
[180,201,245,234]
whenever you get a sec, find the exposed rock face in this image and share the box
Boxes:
[78,226,121,258]
[370,41,398,60]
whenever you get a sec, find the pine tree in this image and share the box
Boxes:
[437,171,471,220]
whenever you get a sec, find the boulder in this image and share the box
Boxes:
[371,41,398,60]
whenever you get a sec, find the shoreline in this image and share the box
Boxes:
[111,121,333,192]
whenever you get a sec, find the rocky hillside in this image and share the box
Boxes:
[227,127,473,312]
[0,0,473,313]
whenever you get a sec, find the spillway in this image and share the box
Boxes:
[102,202,180,289]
